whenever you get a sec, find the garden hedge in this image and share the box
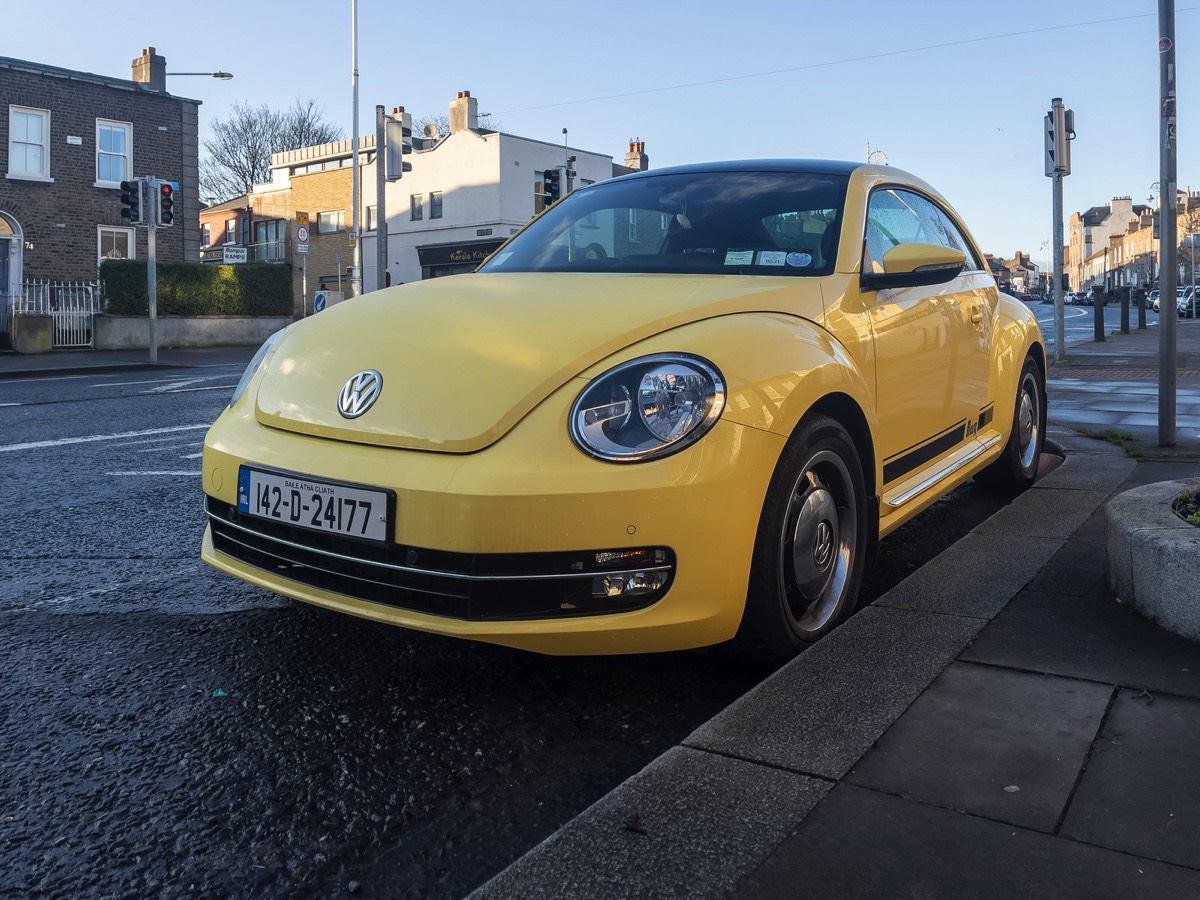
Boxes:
[100,259,292,317]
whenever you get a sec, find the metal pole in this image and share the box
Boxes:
[1052,171,1066,363]
[350,0,361,297]
[302,253,308,316]
[375,104,387,292]
[1159,0,1178,446]
[147,177,158,365]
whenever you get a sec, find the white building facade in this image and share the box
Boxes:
[361,91,646,287]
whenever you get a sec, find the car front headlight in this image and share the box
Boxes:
[230,328,286,407]
[569,354,725,462]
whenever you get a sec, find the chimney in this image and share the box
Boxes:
[449,91,478,134]
[131,46,166,92]
[624,139,649,171]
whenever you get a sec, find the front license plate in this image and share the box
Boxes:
[237,467,390,542]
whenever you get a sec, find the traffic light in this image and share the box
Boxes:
[119,179,144,224]
[544,168,561,206]
[386,108,413,181]
[157,180,177,227]
[1044,99,1074,178]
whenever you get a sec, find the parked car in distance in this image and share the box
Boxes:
[1147,289,1160,310]
[201,159,1047,666]
[1178,286,1197,318]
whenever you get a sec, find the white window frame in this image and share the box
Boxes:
[7,106,52,182]
[95,119,132,188]
[430,191,443,220]
[225,220,237,244]
[97,225,136,262]
[317,210,346,234]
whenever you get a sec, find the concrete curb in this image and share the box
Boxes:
[1107,478,1200,642]
[471,432,1133,898]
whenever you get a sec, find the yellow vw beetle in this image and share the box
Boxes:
[201,160,1045,665]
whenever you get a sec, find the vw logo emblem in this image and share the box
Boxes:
[338,369,383,419]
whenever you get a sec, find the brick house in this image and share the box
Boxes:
[0,47,201,345]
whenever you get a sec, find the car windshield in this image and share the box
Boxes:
[479,170,850,277]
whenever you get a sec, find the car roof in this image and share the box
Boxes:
[612,159,864,182]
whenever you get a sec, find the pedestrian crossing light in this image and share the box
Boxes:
[157,180,177,226]
[119,179,144,224]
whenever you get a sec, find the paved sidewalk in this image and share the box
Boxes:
[475,322,1200,898]
[0,344,258,379]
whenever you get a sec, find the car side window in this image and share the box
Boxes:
[864,188,982,273]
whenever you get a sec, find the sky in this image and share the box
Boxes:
[6,1,1200,268]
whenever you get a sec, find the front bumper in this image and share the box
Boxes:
[201,390,786,655]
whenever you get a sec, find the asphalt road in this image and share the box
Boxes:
[0,364,1024,898]
[1031,297,1163,348]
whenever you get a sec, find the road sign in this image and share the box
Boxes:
[297,212,309,225]
[297,225,309,243]
[296,243,309,254]
[314,291,328,313]
[223,246,248,264]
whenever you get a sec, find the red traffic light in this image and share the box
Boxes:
[157,179,176,226]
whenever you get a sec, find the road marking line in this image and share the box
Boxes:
[0,402,19,407]
[0,424,209,453]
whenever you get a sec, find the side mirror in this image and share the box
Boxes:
[861,242,967,291]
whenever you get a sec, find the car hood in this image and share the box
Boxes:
[254,273,826,452]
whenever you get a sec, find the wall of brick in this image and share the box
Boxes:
[0,61,200,284]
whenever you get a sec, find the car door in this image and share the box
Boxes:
[863,187,995,497]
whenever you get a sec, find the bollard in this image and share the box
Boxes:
[1093,286,1106,341]
[1136,288,1147,330]
[1120,286,1130,334]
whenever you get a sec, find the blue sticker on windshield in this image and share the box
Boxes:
[786,252,813,268]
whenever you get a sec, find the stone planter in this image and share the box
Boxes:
[1106,478,1200,642]
[94,314,293,350]
[11,313,53,354]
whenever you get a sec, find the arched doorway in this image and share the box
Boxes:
[0,212,24,350]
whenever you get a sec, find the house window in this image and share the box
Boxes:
[201,223,211,246]
[225,220,237,243]
[366,205,378,232]
[8,106,51,180]
[628,208,639,242]
[254,219,286,262]
[96,120,132,186]
[430,191,443,219]
[411,194,423,221]
[98,226,134,261]
[317,210,346,233]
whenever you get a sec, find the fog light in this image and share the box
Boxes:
[593,570,670,599]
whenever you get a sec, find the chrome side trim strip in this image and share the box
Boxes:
[886,435,1003,508]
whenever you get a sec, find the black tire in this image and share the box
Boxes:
[976,356,1046,491]
[731,415,869,667]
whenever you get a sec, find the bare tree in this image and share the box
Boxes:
[201,99,343,203]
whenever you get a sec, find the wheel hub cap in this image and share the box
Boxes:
[791,487,838,598]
